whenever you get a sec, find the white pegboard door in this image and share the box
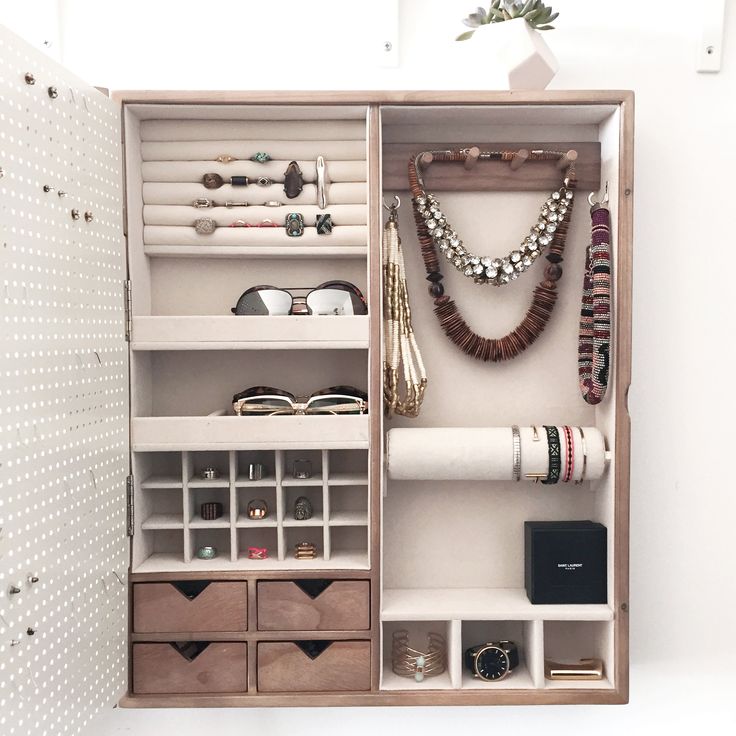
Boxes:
[0,25,129,735]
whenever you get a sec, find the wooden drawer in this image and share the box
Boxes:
[257,580,369,631]
[257,640,371,692]
[133,642,247,694]
[133,581,247,633]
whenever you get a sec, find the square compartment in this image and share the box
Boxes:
[285,526,326,563]
[461,621,536,689]
[137,451,183,488]
[189,527,231,563]
[281,450,324,485]
[237,526,279,562]
[283,486,324,526]
[543,621,613,689]
[137,528,185,570]
[140,487,184,530]
[327,449,369,485]
[187,451,231,486]
[234,450,276,486]
[328,485,369,526]
[382,620,454,690]
[237,487,278,527]
[329,526,369,567]
[189,486,230,528]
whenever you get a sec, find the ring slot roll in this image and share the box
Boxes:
[386,427,606,482]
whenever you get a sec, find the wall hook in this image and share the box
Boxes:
[588,181,609,208]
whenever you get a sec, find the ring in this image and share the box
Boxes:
[225,201,249,208]
[283,161,304,199]
[294,541,317,559]
[263,200,281,207]
[316,155,327,209]
[196,545,217,560]
[215,154,237,163]
[285,212,305,237]
[247,546,268,559]
[193,197,213,208]
[247,463,265,480]
[229,219,248,227]
[194,216,217,235]
[511,425,521,481]
[255,176,273,187]
[247,499,269,519]
[315,213,332,235]
[200,502,223,521]
[200,467,220,480]
[250,152,271,163]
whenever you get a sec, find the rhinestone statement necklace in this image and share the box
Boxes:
[413,156,574,286]
[408,149,577,362]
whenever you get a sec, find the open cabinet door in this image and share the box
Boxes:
[0,25,129,733]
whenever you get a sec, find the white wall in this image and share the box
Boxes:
[3,0,735,732]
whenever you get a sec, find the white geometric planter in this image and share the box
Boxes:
[459,18,559,90]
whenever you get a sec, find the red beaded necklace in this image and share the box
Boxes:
[408,149,576,362]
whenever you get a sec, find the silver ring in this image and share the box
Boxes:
[256,176,273,187]
[193,198,213,208]
[225,201,249,208]
[511,425,521,481]
[248,462,265,481]
[263,200,281,207]
[316,155,327,209]
[194,216,217,235]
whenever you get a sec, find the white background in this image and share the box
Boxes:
[2,0,735,733]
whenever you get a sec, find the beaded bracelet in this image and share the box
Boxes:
[542,425,561,485]
[562,425,575,483]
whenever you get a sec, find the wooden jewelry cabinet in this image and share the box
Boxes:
[0,27,633,715]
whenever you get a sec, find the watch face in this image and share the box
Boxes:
[476,647,510,681]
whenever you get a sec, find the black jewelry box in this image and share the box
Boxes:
[524,521,607,604]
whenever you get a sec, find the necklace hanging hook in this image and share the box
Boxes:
[588,181,609,208]
[383,194,401,222]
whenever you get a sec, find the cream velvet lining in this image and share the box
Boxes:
[141,160,366,183]
[144,225,367,247]
[144,204,367,227]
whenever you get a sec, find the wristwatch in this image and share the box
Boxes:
[464,640,519,682]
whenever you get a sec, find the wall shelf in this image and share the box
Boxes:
[131,315,369,351]
[381,588,614,623]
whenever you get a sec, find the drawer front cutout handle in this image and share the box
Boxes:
[172,581,212,600]
[169,641,211,661]
[293,579,334,599]
[295,640,334,660]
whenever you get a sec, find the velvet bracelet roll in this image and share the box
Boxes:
[386,427,607,483]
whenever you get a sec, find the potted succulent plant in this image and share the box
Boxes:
[456,1,560,90]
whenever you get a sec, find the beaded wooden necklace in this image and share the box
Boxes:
[408,149,576,362]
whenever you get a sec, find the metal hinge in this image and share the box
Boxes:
[124,279,132,342]
[126,475,134,536]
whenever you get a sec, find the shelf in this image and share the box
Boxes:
[132,549,369,573]
[328,472,369,486]
[235,515,278,528]
[544,677,614,690]
[140,475,183,489]
[234,477,277,488]
[131,315,369,351]
[132,414,370,451]
[140,513,184,530]
[282,513,325,527]
[382,588,614,622]
[461,667,535,690]
[281,477,324,487]
[188,515,231,529]
[381,669,454,691]
[187,477,230,488]
[329,510,368,526]
[144,245,368,259]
